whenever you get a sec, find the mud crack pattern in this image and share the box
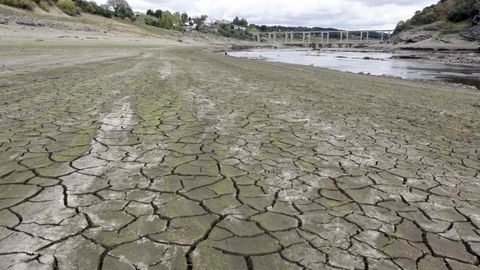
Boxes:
[0,47,480,270]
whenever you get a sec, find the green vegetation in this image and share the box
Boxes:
[394,0,480,34]
[73,0,113,17]
[37,0,49,11]
[141,10,183,30]
[232,16,248,27]
[447,0,480,22]
[158,11,181,29]
[1,0,111,17]
[146,9,162,18]
[0,0,124,18]
[1,0,259,40]
[57,0,80,16]
[0,0,40,10]
[106,0,133,19]
[217,23,250,39]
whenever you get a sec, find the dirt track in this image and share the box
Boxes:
[1,37,480,270]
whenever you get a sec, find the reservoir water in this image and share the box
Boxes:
[229,49,480,89]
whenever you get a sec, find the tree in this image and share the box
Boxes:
[106,0,134,19]
[260,25,268,32]
[158,10,181,29]
[393,20,408,34]
[146,9,154,16]
[193,15,208,30]
[154,9,162,19]
[181,12,189,24]
[233,16,240,25]
[239,18,248,27]
[248,24,259,33]
[446,0,480,22]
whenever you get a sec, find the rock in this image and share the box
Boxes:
[390,55,426,60]
[473,15,480,25]
[460,25,480,42]
[16,21,45,27]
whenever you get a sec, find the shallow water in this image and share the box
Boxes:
[229,49,480,89]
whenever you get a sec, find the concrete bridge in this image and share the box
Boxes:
[252,30,394,47]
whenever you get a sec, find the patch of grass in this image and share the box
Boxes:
[433,19,471,37]
[439,20,470,30]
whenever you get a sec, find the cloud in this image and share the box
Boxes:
[95,0,438,29]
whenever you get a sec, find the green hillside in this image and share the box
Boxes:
[394,0,479,33]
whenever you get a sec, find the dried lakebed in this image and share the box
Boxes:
[0,43,480,270]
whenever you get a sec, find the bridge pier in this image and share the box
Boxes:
[265,29,392,46]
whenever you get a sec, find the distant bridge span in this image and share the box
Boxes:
[252,30,395,47]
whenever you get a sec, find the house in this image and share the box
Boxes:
[233,25,246,31]
[183,20,197,31]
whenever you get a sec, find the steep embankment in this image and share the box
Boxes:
[393,0,479,50]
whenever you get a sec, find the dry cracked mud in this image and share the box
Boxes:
[0,43,480,270]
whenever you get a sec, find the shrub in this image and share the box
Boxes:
[143,15,159,27]
[0,0,37,10]
[38,0,49,11]
[57,0,80,15]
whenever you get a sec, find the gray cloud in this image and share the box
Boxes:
[95,0,438,29]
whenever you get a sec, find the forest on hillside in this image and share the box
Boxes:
[394,0,480,33]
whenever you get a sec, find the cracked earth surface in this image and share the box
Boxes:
[1,45,480,270]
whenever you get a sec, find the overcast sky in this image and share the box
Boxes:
[96,0,438,29]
